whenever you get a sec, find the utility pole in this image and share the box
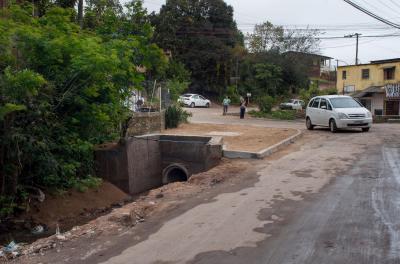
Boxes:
[345,33,362,65]
[336,59,339,89]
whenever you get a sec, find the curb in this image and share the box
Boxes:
[223,129,303,159]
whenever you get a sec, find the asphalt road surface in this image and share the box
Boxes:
[18,108,400,264]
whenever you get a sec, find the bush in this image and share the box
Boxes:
[270,110,296,120]
[257,95,275,113]
[165,104,192,129]
[299,84,338,105]
[249,109,296,120]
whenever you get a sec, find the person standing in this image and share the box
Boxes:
[222,96,231,115]
[240,97,246,119]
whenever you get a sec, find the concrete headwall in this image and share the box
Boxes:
[95,135,223,195]
[95,143,130,193]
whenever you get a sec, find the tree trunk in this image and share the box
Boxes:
[78,0,83,28]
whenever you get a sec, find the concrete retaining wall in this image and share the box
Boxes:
[126,111,165,137]
[95,135,223,195]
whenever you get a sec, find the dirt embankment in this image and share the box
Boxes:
[1,182,128,246]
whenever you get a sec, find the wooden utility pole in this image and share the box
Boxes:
[345,33,362,65]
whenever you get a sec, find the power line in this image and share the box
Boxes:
[389,0,400,10]
[357,0,399,19]
[322,38,378,49]
[343,0,400,29]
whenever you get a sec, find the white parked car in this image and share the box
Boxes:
[280,99,305,110]
[306,95,372,133]
[178,93,211,108]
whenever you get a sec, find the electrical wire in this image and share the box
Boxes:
[343,0,400,29]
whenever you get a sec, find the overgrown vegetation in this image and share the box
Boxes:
[0,2,168,219]
[257,95,275,113]
[249,110,297,120]
[165,104,192,129]
[299,84,338,105]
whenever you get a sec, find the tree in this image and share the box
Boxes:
[247,21,320,54]
[151,0,243,95]
[247,22,284,53]
[254,63,283,96]
[0,4,167,217]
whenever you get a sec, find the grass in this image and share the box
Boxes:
[249,110,297,120]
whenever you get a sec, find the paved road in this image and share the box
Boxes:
[22,108,400,264]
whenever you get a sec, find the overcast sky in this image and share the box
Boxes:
[142,0,400,66]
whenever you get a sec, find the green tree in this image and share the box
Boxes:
[151,0,243,95]
[254,63,283,96]
[247,21,320,54]
[0,4,166,216]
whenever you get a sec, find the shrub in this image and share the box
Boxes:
[165,104,192,129]
[257,95,275,113]
[270,110,296,120]
[249,109,296,120]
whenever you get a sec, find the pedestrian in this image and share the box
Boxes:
[222,96,231,115]
[240,97,246,119]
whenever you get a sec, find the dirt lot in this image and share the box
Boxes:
[164,123,298,152]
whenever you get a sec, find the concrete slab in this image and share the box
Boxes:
[223,129,302,159]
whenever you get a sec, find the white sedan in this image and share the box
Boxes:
[306,95,372,133]
[178,94,211,108]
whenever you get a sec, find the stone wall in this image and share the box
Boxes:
[126,111,165,137]
[95,135,223,195]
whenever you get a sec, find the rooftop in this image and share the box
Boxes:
[283,51,333,60]
[338,58,400,68]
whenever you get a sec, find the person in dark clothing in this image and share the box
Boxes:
[240,98,246,119]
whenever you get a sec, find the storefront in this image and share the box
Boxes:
[353,84,400,116]
[384,83,400,116]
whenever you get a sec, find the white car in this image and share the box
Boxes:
[306,95,372,133]
[280,99,305,110]
[178,94,211,108]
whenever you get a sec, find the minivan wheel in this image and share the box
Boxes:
[306,117,314,130]
[329,119,338,133]
[190,102,195,108]
[362,127,370,132]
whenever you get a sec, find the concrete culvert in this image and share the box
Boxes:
[162,164,189,184]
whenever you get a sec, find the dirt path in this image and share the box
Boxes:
[164,123,297,152]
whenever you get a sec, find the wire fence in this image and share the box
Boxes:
[126,81,172,112]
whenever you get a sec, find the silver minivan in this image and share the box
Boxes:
[306,95,372,132]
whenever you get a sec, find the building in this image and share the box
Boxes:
[337,58,400,116]
[284,51,335,89]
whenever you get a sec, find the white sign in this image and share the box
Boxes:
[385,83,400,98]
[246,93,252,97]
[344,85,355,94]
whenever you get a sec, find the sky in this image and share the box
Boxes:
[141,0,400,67]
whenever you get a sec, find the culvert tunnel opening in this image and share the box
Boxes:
[163,164,189,184]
